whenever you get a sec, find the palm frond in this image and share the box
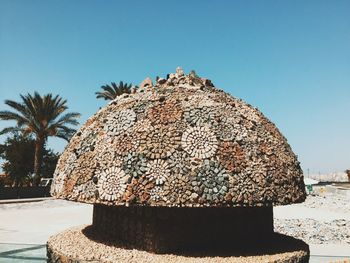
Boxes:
[55,112,81,126]
[55,126,77,141]
[0,110,29,125]
[1,92,80,141]
[4,100,30,118]
[0,126,23,135]
[96,81,133,100]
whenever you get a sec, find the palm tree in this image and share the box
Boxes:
[95,81,137,100]
[0,92,80,177]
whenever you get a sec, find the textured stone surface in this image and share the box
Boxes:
[51,69,306,207]
[47,226,309,263]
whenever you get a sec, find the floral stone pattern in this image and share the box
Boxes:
[51,68,306,207]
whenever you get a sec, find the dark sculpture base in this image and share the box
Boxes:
[91,205,274,253]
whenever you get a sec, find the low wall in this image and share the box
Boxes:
[0,186,51,200]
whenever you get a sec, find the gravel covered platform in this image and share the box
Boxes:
[47,225,309,263]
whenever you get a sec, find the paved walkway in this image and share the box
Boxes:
[0,199,92,244]
[0,199,92,262]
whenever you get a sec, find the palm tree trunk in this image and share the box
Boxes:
[34,136,45,178]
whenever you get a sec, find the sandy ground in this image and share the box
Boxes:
[274,199,350,258]
[0,196,349,261]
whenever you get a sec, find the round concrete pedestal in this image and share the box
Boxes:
[47,225,309,263]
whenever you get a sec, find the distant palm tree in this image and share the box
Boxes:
[0,92,80,177]
[95,81,137,100]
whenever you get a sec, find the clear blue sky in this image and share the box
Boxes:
[0,0,349,174]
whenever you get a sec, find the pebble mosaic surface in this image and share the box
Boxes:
[51,69,306,207]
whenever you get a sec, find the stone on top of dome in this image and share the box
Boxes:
[51,68,306,207]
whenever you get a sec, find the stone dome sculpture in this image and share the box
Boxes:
[51,68,305,207]
[48,68,309,262]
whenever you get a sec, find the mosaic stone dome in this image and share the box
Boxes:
[51,68,306,207]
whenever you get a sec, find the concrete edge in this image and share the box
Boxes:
[0,197,54,204]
